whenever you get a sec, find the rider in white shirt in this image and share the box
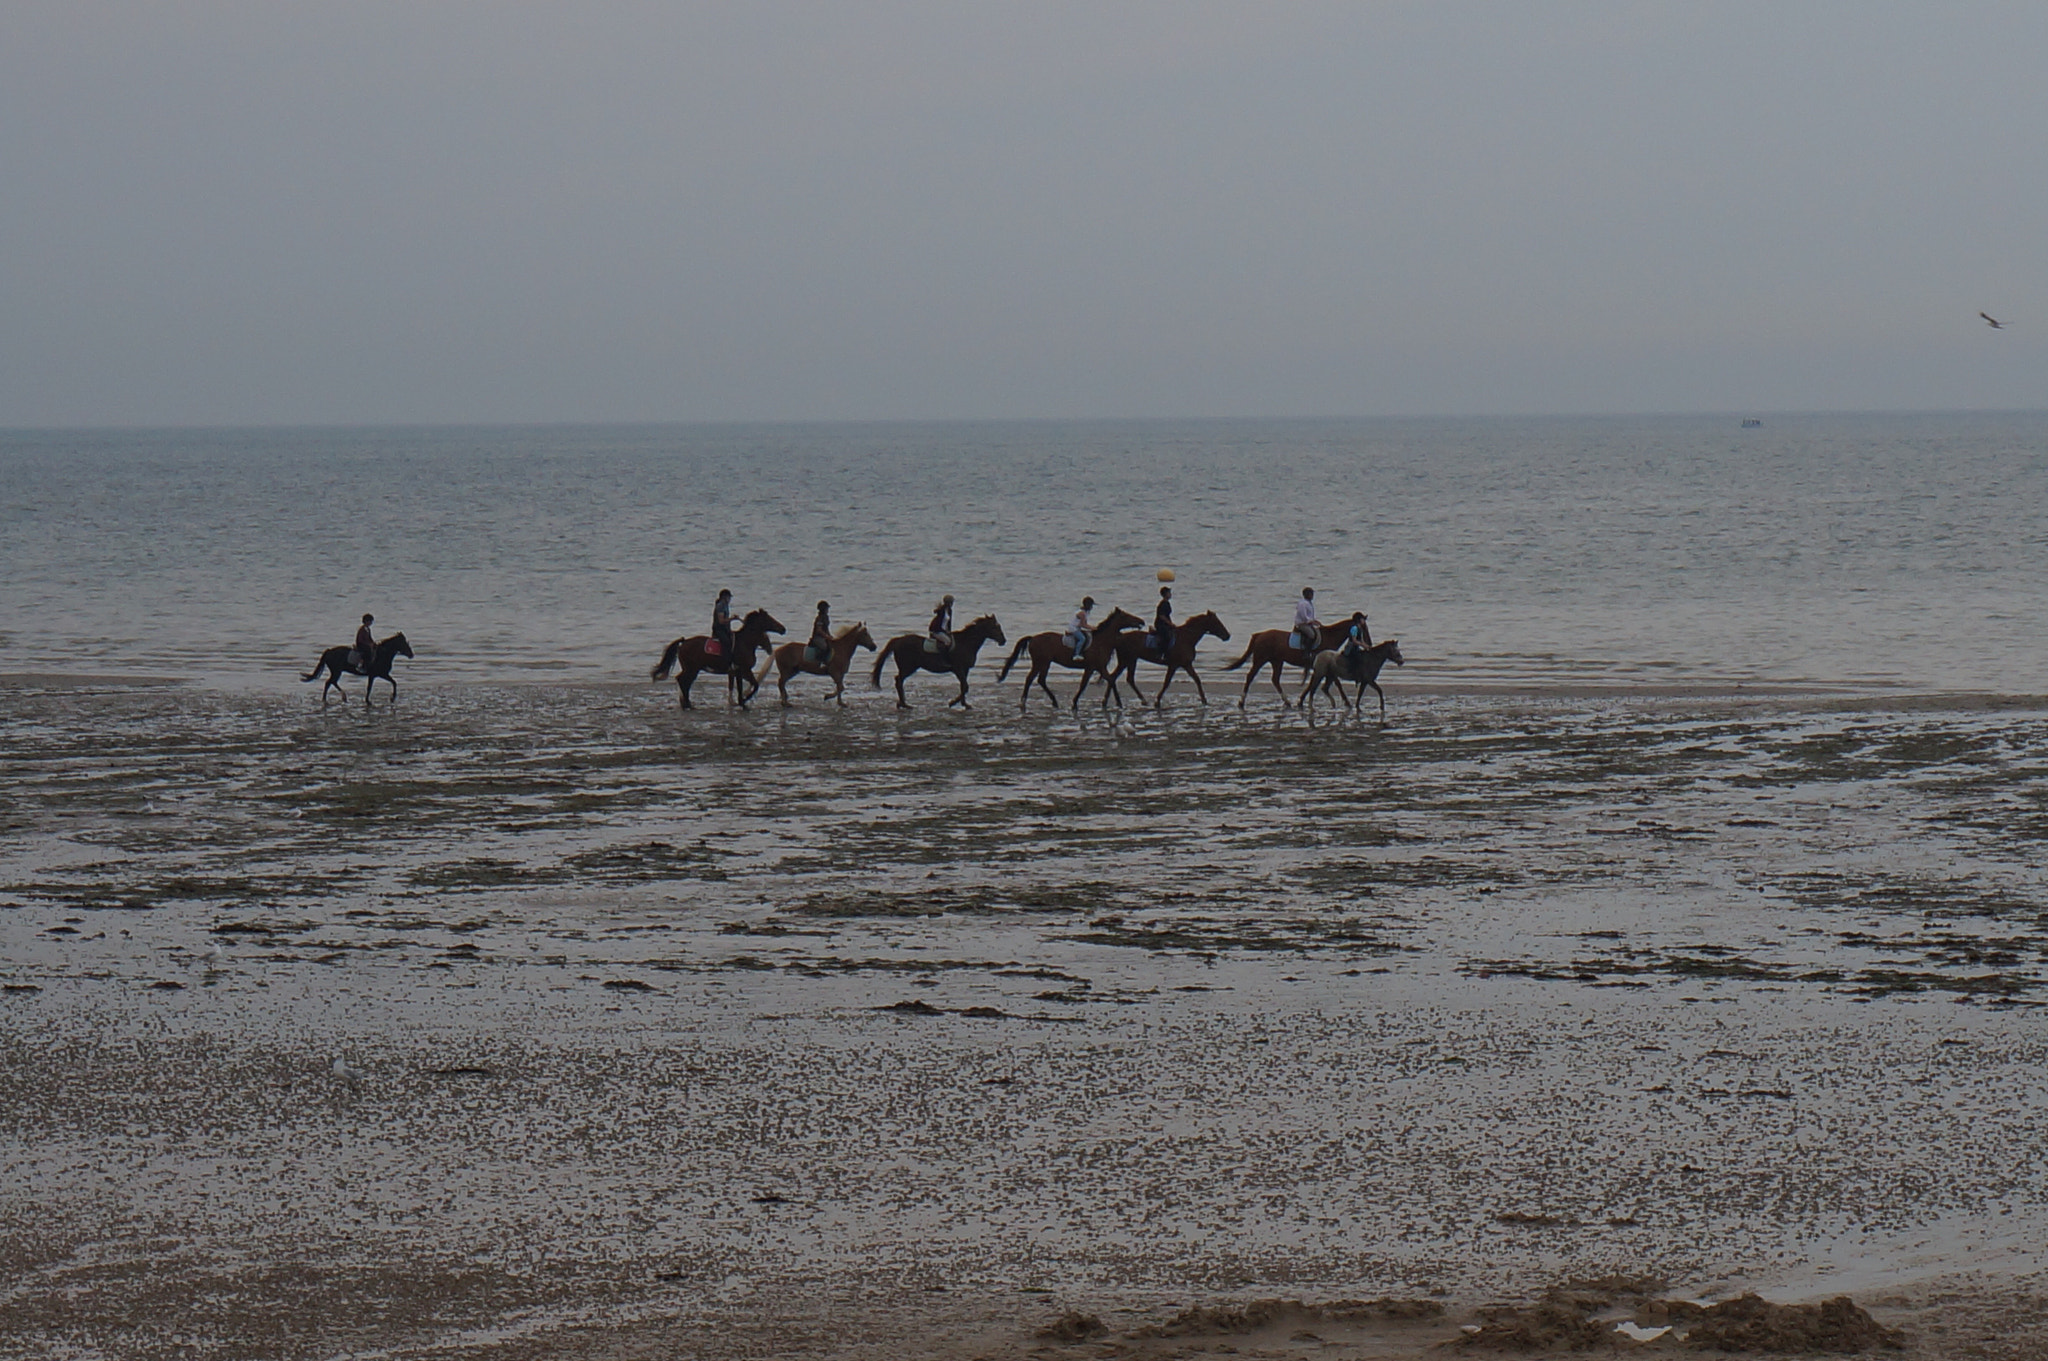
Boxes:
[1292,588,1321,652]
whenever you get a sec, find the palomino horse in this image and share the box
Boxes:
[303,632,414,707]
[996,607,1144,711]
[757,623,877,707]
[1300,640,1405,717]
[650,608,785,709]
[1221,614,1363,708]
[871,615,1006,708]
[1104,609,1231,707]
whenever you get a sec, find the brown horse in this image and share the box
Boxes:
[756,623,877,707]
[871,615,1006,708]
[996,607,1144,711]
[1300,639,1405,717]
[650,607,785,709]
[1104,610,1231,707]
[1221,613,1363,708]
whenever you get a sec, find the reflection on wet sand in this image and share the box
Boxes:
[3,677,2046,1357]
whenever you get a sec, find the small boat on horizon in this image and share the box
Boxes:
[1741,418,1763,428]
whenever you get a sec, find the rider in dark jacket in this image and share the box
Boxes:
[712,590,734,667]
[1153,587,1175,654]
[808,600,833,664]
[352,614,376,671]
[929,595,954,660]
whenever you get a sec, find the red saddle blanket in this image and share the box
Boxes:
[705,639,724,659]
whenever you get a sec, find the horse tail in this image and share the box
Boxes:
[871,639,895,688]
[1222,643,1254,671]
[996,636,1031,682]
[302,654,329,683]
[756,649,779,687]
[651,638,681,682]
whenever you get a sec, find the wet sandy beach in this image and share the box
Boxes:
[4,673,2048,1356]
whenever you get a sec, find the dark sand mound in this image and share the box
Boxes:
[1453,1299,1616,1351]
[1132,1296,1444,1337]
[1452,1285,1903,1354]
[1035,1311,1108,1342]
[1680,1293,1904,1353]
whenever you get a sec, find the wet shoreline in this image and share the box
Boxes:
[4,677,2047,1355]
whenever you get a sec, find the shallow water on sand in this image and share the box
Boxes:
[3,678,2047,1355]
[5,412,2048,690]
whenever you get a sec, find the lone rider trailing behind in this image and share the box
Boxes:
[1154,586,1175,654]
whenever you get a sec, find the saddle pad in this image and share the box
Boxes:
[705,639,724,659]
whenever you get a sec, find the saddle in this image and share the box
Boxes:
[805,642,829,666]
[922,636,945,655]
[705,638,724,659]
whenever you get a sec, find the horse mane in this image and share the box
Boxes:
[833,622,863,640]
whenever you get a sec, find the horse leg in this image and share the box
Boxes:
[1272,659,1292,708]
[1238,659,1259,708]
[895,668,910,708]
[1370,679,1386,721]
[951,668,972,708]
[678,668,695,709]
[1188,665,1209,705]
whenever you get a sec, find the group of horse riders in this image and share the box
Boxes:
[707,583,1371,674]
[325,582,1386,711]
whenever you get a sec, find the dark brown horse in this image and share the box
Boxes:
[1221,613,1363,708]
[1104,609,1230,707]
[871,615,1006,708]
[996,607,1143,711]
[303,632,413,706]
[650,608,785,709]
[1300,639,1405,717]
[756,623,877,707]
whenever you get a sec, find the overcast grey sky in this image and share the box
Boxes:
[3,2,2043,425]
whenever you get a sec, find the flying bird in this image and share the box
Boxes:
[1980,312,2005,329]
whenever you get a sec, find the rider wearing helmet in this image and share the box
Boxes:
[712,589,734,667]
[1069,597,1095,663]
[808,600,833,666]
[929,595,954,661]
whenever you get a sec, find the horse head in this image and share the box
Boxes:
[1100,606,1142,634]
[741,608,786,637]
[848,623,877,652]
[964,615,1005,645]
[1381,640,1403,667]
[387,632,414,659]
[1189,610,1229,641]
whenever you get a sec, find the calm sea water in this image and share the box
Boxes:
[3,413,2046,690]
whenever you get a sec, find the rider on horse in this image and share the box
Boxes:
[350,613,376,671]
[1340,611,1372,668]
[1292,588,1321,653]
[712,589,734,667]
[807,600,833,665]
[1068,597,1096,662]
[929,595,954,662]
[1153,587,1175,653]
